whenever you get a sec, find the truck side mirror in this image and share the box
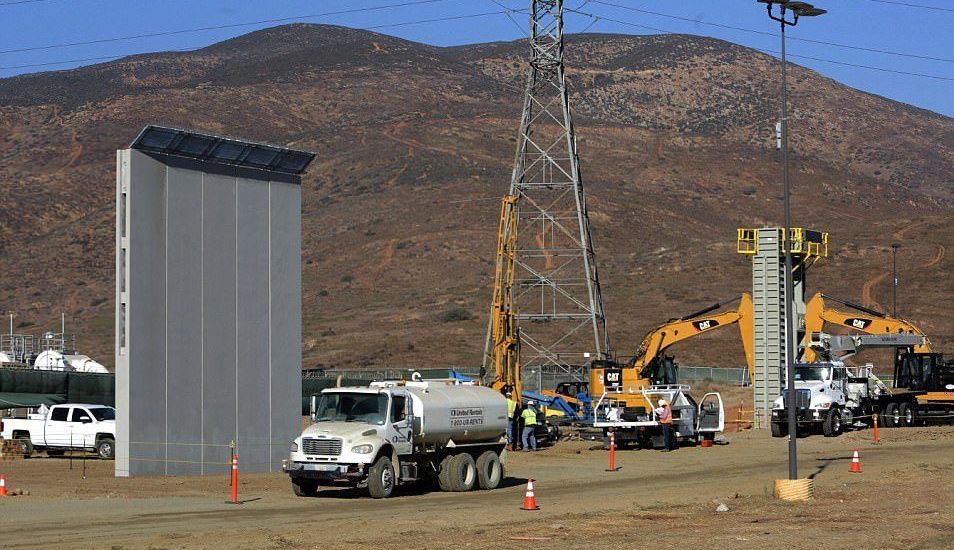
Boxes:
[412,416,423,437]
[309,395,317,422]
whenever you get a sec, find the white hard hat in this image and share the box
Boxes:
[658,399,667,406]
[527,400,534,405]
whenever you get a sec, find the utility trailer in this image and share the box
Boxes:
[880,352,954,427]
[592,385,724,449]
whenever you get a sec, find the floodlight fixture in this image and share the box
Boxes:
[130,125,316,176]
[788,2,826,16]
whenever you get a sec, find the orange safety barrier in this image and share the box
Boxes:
[605,430,620,472]
[228,452,240,504]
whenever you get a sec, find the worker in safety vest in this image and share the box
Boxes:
[505,391,517,450]
[520,401,538,452]
[655,399,675,452]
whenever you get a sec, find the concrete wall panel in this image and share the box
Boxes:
[268,181,302,468]
[165,167,204,475]
[117,148,302,476]
[236,178,271,471]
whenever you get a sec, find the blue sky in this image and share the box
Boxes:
[1,0,951,116]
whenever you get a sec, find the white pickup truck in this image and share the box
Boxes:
[0,403,116,459]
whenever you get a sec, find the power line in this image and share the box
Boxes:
[0,10,511,71]
[863,0,954,13]
[0,0,453,55]
[0,0,60,5]
[566,8,954,82]
[588,0,954,64]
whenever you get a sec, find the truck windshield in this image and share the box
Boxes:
[90,407,115,421]
[794,366,830,381]
[315,393,387,425]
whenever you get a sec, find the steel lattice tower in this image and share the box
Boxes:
[489,0,608,381]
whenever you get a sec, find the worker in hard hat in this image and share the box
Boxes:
[520,401,538,452]
[655,399,675,452]
[505,391,517,450]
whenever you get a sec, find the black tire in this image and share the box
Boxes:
[96,438,115,459]
[771,421,787,438]
[367,455,395,499]
[475,451,503,490]
[291,477,319,497]
[822,408,842,437]
[884,402,899,428]
[448,453,477,492]
[899,402,915,427]
[17,438,33,458]
[436,455,455,492]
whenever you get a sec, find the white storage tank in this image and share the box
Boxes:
[406,383,507,446]
[33,350,70,371]
[63,354,110,373]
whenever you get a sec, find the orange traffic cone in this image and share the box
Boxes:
[0,474,7,497]
[849,450,861,473]
[520,478,540,510]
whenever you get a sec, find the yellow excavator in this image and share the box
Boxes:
[800,293,931,362]
[589,293,755,408]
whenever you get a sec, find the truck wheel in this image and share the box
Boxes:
[96,438,115,459]
[449,453,477,492]
[291,477,319,497]
[884,402,899,428]
[367,455,395,499]
[822,408,842,437]
[475,451,503,490]
[770,421,787,438]
[899,402,915,427]
[437,455,455,491]
[17,438,33,459]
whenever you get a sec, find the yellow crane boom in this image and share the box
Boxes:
[800,293,931,362]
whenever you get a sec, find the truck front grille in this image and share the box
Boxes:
[782,389,811,409]
[302,437,342,456]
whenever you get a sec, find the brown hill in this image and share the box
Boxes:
[0,24,951,372]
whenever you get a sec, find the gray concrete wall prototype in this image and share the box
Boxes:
[115,148,301,476]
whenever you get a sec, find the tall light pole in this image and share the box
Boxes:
[892,243,901,317]
[758,0,826,481]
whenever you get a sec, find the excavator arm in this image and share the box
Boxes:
[632,293,754,379]
[801,293,931,362]
[589,294,755,397]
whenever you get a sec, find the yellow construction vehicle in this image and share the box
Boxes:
[800,293,931,362]
[792,293,952,428]
[487,195,522,402]
[589,293,755,408]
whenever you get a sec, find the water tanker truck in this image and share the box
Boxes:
[284,375,508,498]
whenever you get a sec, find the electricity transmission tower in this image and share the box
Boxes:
[487,0,608,382]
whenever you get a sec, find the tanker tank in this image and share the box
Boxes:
[405,383,507,445]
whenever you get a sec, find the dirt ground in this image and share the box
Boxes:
[0,426,952,549]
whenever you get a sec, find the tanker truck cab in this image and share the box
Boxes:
[285,377,507,499]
